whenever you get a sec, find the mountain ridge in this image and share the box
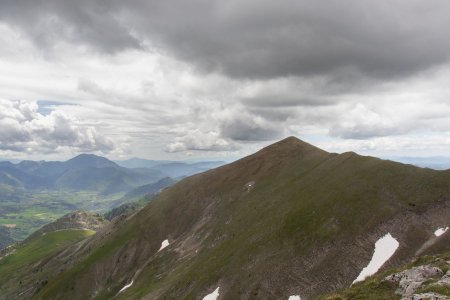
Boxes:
[1,137,449,299]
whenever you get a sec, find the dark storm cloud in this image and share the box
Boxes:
[0,0,141,53]
[219,114,283,141]
[242,95,332,108]
[2,0,450,80]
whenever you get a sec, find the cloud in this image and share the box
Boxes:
[166,130,239,152]
[2,2,450,159]
[0,0,141,55]
[0,99,115,154]
[328,104,401,139]
[2,0,450,81]
[219,110,284,141]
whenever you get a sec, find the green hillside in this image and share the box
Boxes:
[0,229,95,298]
[3,137,450,299]
[319,251,450,300]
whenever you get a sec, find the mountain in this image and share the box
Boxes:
[388,156,450,170]
[115,158,175,169]
[0,211,107,298]
[111,177,177,206]
[116,158,226,178]
[1,137,450,299]
[320,251,450,299]
[0,154,166,194]
[104,177,177,221]
[25,210,108,241]
[0,155,166,248]
[64,154,118,169]
[150,160,226,178]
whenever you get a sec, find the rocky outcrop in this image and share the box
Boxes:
[407,292,450,300]
[25,210,108,241]
[383,261,450,300]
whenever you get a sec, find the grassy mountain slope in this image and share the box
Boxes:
[110,177,176,207]
[0,210,108,299]
[25,210,108,241]
[6,137,450,299]
[319,250,450,300]
[104,177,177,221]
[0,155,166,248]
[149,161,225,178]
[0,229,95,299]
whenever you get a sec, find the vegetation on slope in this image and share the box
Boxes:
[319,251,450,300]
[0,229,95,298]
[31,137,450,299]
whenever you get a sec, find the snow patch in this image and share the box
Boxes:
[353,233,399,284]
[203,287,220,300]
[434,227,448,237]
[158,239,169,251]
[288,296,301,300]
[118,280,134,293]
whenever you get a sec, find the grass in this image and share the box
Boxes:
[319,252,450,299]
[21,138,450,299]
[0,229,95,297]
[0,189,123,242]
[0,229,95,275]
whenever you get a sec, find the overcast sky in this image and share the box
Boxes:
[1,0,450,161]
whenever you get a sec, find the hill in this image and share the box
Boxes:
[0,154,165,194]
[25,210,108,241]
[116,158,226,178]
[104,177,177,221]
[115,158,175,169]
[0,210,108,298]
[320,251,450,299]
[0,155,166,247]
[1,137,450,299]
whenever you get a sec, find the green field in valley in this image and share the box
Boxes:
[0,186,123,242]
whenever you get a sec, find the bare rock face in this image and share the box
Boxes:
[435,270,450,287]
[385,265,443,296]
[406,292,450,300]
[384,263,450,300]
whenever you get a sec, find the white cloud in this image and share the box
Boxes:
[166,130,239,152]
[2,14,450,160]
[0,99,115,155]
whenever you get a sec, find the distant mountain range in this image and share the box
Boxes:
[1,137,448,299]
[0,154,223,250]
[387,156,450,170]
[0,154,225,194]
[0,154,165,195]
[116,158,226,178]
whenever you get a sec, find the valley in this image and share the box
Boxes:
[2,1,449,298]
[0,155,223,249]
[0,188,120,242]
[1,137,448,299]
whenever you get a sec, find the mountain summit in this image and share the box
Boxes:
[65,154,119,169]
[1,137,450,299]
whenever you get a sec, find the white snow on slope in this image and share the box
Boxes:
[353,233,399,284]
[434,227,448,237]
[118,280,134,293]
[288,295,301,300]
[158,239,169,251]
[203,287,220,300]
